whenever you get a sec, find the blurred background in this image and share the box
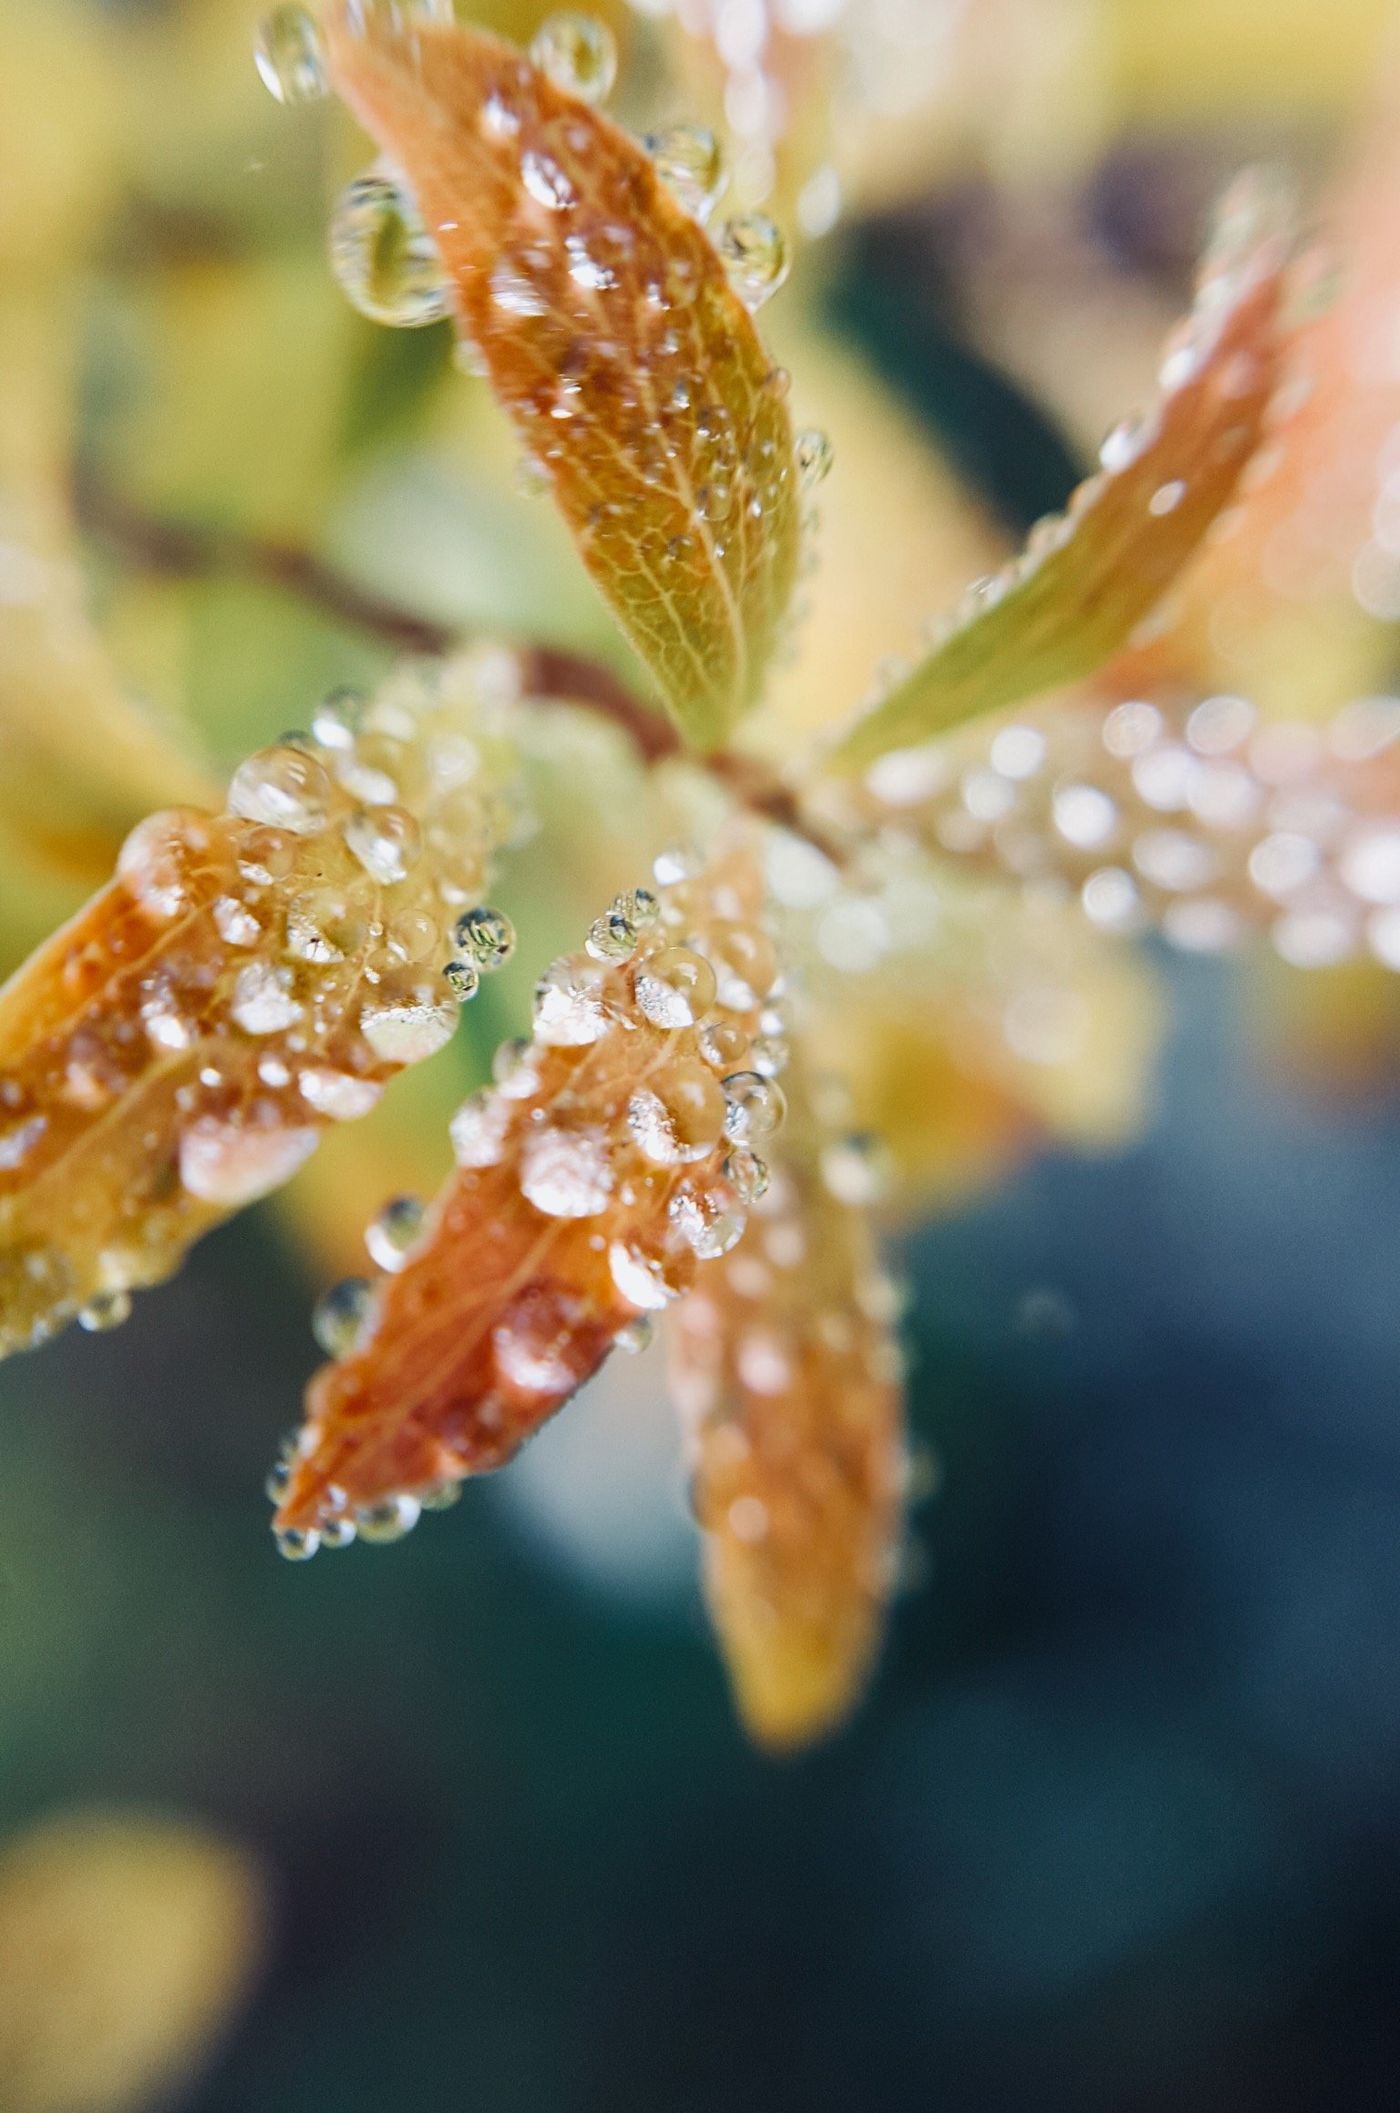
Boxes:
[4,1,1400,2108]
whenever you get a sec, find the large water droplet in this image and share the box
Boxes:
[330,172,450,328]
[520,1125,614,1218]
[721,1071,786,1143]
[634,947,716,1029]
[529,12,617,102]
[626,1062,726,1165]
[645,123,726,221]
[229,746,331,834]
[670,1177,747,1260]
[454,905,516,970]
[343,803,423,884]
[254,6,328,105]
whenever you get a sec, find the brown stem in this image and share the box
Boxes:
[72,465,845,861]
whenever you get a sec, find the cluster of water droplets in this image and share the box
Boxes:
[848,690,1400,974]
[275,842,799,1558]
[0,656,523,1360]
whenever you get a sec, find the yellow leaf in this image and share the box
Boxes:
[670,1056,906,1751]
[323,5,801,748]
[825,172,1292,770]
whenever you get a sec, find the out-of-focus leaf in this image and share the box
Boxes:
[669,1056,905,1750]
[824,174,1292,770]
[0,661,505,1358]
[276,843,782,1543]
[324,6,801,749]
[0,1807,265,2113]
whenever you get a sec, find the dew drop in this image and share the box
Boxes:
[360,990,459,1064]
[254,6,328,104]
[344,804,422,884]
[454,904,516,970]
[330,172,450,329]
[229,745,331,834]
[796,428,834,488]
[716,213,789,309]
[626,1062,727,1165]
[723,1146,769,1204]
[299,1068,383,1121]
[820,1131,892,1207]
[644,122,726,221]
[365,1195,426,1273]
[530,12,617,102]
[698,1020,749,1071]
[534,959,611,1045]
[117,810,209,922]
[609,1238,685,1311]
[356,1494,422,1545]
[634,947,716,1029]
[450,1089,512,1168]
[78,1289,133,1334]
[520,1125,614,1218]
[231,963,302,1036]
[276,1528,320,1562]
[443,959,481,1002]
[312,1276,377,1359]
[670,1177,747,1260]
[722,1071,786,1143]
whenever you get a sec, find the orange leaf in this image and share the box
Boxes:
[274,842,788,1548]
[324,6,802,749]
[0,662,503,1356]
[669,1064,906,1750]
[825,172,1293,770]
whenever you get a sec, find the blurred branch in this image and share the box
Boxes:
[71,464,843,862]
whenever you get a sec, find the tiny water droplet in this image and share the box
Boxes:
[78,1289,133,1333]
[356,1494,422,1544]
[365,1195,426,1273]
[721,1071,786,1143]
[276,1528,320,1562]
[443,959,481,1001]
[313,1277,377,1359]
[634,947,716,1029]
[796,428,834,488]
[343,804,423,885]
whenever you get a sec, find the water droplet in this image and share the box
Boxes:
[312,1276,377,1358]
[78,1289,133,1333]
[450,1089,512,1168]
[627,1062,727,1165]
[356,1494,422,1544]
[521,150,577,212]
[443,959,481,1001]
[634,947,716,1029]
[534,959,611,1045]
[698,1020,749,1071]
[609,1238,685,1310]
[530,12,617,102]
[723,1147,769,1204]
[213,896,262,948]
[365,1195,426,1273]
[670,1177,747,1259]
[117,810,211,921]
[299,1068,383,1121]
[330,172,450,328]
[231,963,302,1036]
[319,1515,358,1550]
[493,1283,590,1392]
[360,990,459,1063]
[796,428,834,488]
[587,909,639,961]
[311,687,366,749]
[179,1118,319,1206]
[748,1033,788,1078]
[229,745,331,834]
[276,1528,320,1562]
[709,923,777,1009]
[653,843,703,886]
[722,1071,786,1143]
[454,904,516,970]
[820,1131,892,1207]
[645,123,726,220]
[492,1036,541,1096]
[344,803,422,884]
[520,1125,614,1218]
[254,6,328,104]
[716,213,789,308]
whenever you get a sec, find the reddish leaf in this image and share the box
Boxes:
[0,663,502,1356]
[324,6,802,749]
[274,843,790,1547]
